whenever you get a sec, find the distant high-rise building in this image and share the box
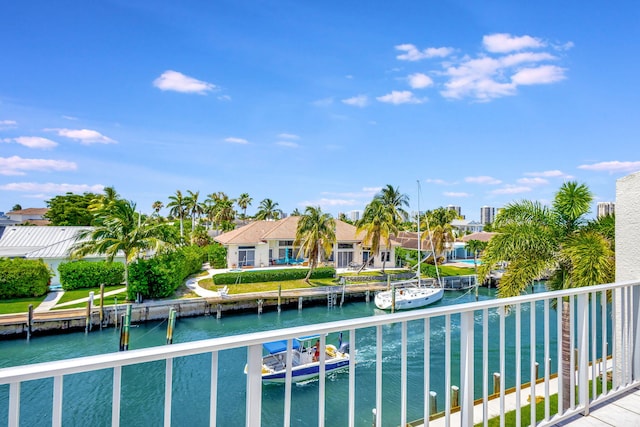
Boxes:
[447,205,462,217]
[349,210,362,222]
[480,206,495,224]
[597,202,615,218]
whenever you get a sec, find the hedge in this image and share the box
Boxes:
[58,261,125,290]
[128,245,203,300]
[0,258,51,299]
[213,266,336,285]
[203,243,227,269]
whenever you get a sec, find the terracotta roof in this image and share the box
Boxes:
[6,208,49,215]
[214,217,397,246]
[458,231,497,243]
[19,219,51,226]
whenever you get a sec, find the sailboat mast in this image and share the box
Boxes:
[416,180,421,286]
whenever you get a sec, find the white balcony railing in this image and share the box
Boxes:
[1,280,639,427]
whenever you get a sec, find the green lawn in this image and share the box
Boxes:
[198,277,340,293]
[478,377,612,426]
[0,295,48,315]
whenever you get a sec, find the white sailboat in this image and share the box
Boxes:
[374,180,444,311]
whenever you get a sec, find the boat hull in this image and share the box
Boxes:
[374,287,444,310]
[262,357,350,383]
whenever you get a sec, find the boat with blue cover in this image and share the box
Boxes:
[245,334,350,383]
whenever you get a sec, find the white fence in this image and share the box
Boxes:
[1,280,639,427]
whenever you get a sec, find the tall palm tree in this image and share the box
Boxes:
[237,193,252,220]
[185,190,203,233]
[464,239,487,273]
[357,198,397,272]
[70,199,178,290]
[152,201,164,216]
[214,198,236,231]
[255,198,283,220]
[420,207,457,263]
[375,184,409,225]
[478,181,614,410]
[167,190,187,238]
[294,206,336,282]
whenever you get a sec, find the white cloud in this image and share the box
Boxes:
[511,65,567,85]
[483,33,545,53]
[62,115,78,121]
[0,156,77,176]
[465,176,502,185]
[276,141,299,148]
[217,95,232,101]
[278,133,300,140]
[517,177,548,185]
[6,136,58,149]
[153,70,216,94]
[424,178,454,185]
[0,120,17,129]
[377,90,423,105]
[47,128,116,144]
[224,137,249,144]
[524,170,568,178]
[490,185,532,195]
[578,161,640,173]
[408,73,434,89]
[342,95,369,107]
[0,182,104,193]
[444,192,471,197]
[395,44,454,61]
[321,187,380,198]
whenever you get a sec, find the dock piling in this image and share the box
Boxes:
[27,304,33,341]
[99,284,105,329]
[365,290,370,303]
[493,372,501,395]
[85,291,94,333]
[217,304,222,319]
[277,284,282,313]
[391,284,396,313]
[114,297,118,328]
[430,391,437,415]
[166,308,176,344]
[257,299,263,315]
[451,385,459,408]
[298,297,303,311]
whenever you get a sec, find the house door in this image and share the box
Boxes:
[337,251,353,268]
[238,246,255,267]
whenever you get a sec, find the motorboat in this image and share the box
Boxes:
[245,334,350,384]
[374,282,444,310]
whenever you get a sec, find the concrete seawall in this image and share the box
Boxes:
[0,284,387,339]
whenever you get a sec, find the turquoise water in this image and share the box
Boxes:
[0,284,611,427]
[454,259,482,265]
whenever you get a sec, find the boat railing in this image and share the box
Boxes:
[1,280,639,427]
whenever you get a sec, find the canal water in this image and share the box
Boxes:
[0,284,610,427]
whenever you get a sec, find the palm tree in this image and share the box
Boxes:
[255,198,283,220]
[152,201,164,216]
[237,193,252,220]
[167,190,187,238]
[478,181,614,410]
[185,190,204,234]
[70,199,178,290]
[290,208,302,216]
[375,184,409,225]
[357,198,397,272]
[294,206,336,282]
[214,198,236,231]
[420,207,457,263]
[464,239,487,273]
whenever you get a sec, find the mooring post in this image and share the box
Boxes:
[365,289,370,303]
[387,274,391,290]
[493,372,501,395]
[217,303,222,319]
[166,308,176,344]
[451,385,459,408]
[85,291,94,333]
[123,304,132,351]
[257,299,263,315]
[114,297,118,329]
[535,361,540,379]
[391,284,396,314]
[430,391,437,415]
[27,304,33,341]
[371,408,376,427]
[298,296,303,311]
[118,314,125,351]
[340,283,346,306]
[99,284,105,329]
[277,284,282,313]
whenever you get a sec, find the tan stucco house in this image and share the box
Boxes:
[214,216,398,269]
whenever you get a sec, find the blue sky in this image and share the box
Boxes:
[1,1,638,221]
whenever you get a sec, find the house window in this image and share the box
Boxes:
[279,240,294,246]
[338,243,353,249]
[380,251,391,262]
[238,246,255,267]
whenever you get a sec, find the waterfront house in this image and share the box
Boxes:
[0,226,124,285]
[5,207,50,226]
[214,216,398,269]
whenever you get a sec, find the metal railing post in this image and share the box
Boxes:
[246,344,263,427]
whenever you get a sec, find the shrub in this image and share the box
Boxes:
[58,261,125,290]
[128,246,204,300]
[213,267,336,285]
[0,258,51,299]
[204,243,227,268]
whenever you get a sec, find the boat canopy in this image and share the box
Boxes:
[262,335,321,354]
